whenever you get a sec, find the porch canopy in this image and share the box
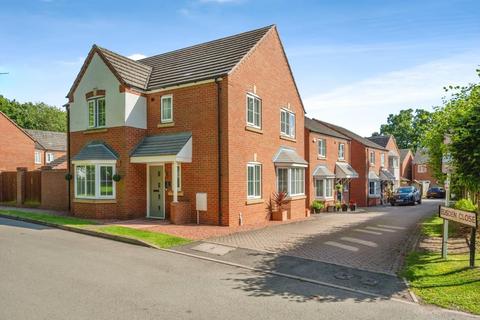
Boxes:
[380,169,395,181]
[130,132,192,164]
[368,170,380,180]
[272,146,308,167]
[335,162,359,179]
[72,141,118,163]
[312,165,335,178]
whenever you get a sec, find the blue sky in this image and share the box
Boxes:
[1,0,479,135]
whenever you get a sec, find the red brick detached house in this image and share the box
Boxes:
[366,135,401,189]
[413,148,439,197]
[0,112,67,171]
[399,149,413,185]
[313,120,388,207]
[304,117,358,209]
[66,25,307,225]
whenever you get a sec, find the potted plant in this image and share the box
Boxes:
[335,201,342,212]
[271,191,288,221]
[349,201,357,211]
[311,200,324,214]
[341,202,348,212]
[335,183,343,193]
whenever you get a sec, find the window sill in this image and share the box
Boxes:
[286,195,306,201]
[368,195,381,199]
[317,155,326,160]
[167,190,184,196]
[315,196,334,200]
[83,128,108,134]
[245,126,263,134]
[280,134,296,142]
[73,198,116,204]
[246,198,263,205]
[158,122,175,128]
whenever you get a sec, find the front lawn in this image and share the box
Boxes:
[0,209,96,227]
[99,226,191,248]
[402,213,479,315]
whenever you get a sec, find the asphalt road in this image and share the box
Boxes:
[0,217,476,320]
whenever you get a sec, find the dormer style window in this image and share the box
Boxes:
[88,97,106,128]
[280,109,295,138]
[161,95,173,123]
[338,143,345,160]
[246,94,261,128]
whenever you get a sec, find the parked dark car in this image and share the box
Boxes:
[391,186,422,206]
[426,187,446,199]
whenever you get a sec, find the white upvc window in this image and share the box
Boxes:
[34,151,41,164]
[315,178,334,199]
[338,143,345,160]
[46,152,54,164]
[246,94,261,128]
[88,97,106,128]
[75,163,115,199]
[418,164,427,173]
[280,109,295,138]
[247,163,261,199]
[276,167,305,196]
[369,151,375,166]
[368,180,381,197]
[318,139,326,158]
[380,153,385,167]
[176,164,182,192]
[161,95,173,123]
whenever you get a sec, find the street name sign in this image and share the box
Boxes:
[439,206,477,228]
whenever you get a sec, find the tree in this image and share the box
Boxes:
[0,95,66,132]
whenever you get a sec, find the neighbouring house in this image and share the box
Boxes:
[399,149,414,185]
[0,111,67,171]
[413,148,439,197]
[304,117,358,210]
[366,135,401,189]
[314,120,389,207]
[25,129,67,169]
[66,25,307,225]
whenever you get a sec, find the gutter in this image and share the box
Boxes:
[215,78,223,226]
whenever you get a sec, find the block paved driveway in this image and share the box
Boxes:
[210,200,442,274]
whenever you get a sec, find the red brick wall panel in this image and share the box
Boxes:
[0,114,35,171]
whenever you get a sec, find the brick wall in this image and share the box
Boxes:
[400,151,413,182]
[0,113,35,171]
[412,163,438,184]
[40,169,68,211]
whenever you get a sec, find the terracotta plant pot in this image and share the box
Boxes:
[349,204,356,211]
[272,210,288,221]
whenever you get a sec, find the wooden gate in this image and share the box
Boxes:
[25,170,41,203]
[0,172,17,202]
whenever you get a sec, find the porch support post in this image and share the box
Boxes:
[172,161,178,203]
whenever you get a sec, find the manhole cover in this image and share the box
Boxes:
[334,272,354,280]
[360,277,379,286]
[191,242,236,256]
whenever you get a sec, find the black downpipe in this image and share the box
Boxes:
[65,103,71,212]
[215,78,222,226]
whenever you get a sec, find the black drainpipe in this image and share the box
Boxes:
[215,78,222,226]
[64,103,71,212]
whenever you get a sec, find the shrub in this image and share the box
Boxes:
[454,198,478,212]
[312,200,324,210]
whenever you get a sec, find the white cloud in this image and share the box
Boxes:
[128,53,147,60]
[303,51,480,136]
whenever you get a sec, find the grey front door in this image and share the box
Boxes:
[149,166,165,219]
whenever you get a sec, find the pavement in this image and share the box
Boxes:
[1,215,477,320]
[208,199,442,274]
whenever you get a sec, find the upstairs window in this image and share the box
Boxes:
[161,95,173,123]
[338,143,345,160]
[34,151,41,164]
[369,151,375,166]
[246,94,261,128]
[418,164,427,173]
[380,153,385,167]
[318,139,326,158]
[46,152,55,164]
[280,109,295,138]
[88,97,106,128]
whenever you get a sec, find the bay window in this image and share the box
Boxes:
[75,163,115,199]
[280,109,295,138]
[368,180,381,197]
[247,163,261,199]
[88,97,106,128]
[315,178,334,199]
[246,94,261,128]
[276,167,305,196]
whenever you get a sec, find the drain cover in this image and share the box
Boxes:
[360,277,379,286]
[191,242,236,256]
[334,272,354,280]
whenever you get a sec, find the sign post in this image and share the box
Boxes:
[441,173,451,259]
[439,206,478,268]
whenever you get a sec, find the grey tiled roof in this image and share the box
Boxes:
[96,46,153,90]
[366,135,391,148]
[312,165,335,177]
[368,170,380,180]
[25,129,67,151]
[314,119,387,150]
[49,155,67,168]
[131,132,192,157]
[335,162,359,179]
[138,25,273,90]
[413,148,429,164]
[272,147,308,165]
[305,117,350,140]
[399,149,411,162]
[73,141,118,161]
[380,169,396,181]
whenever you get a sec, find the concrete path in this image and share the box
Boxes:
[1,216,476,320]
[210,200,441,274]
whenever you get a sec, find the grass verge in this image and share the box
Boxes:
[99,226,191,248]
[0,209,96,227]
[401,213,479,315]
